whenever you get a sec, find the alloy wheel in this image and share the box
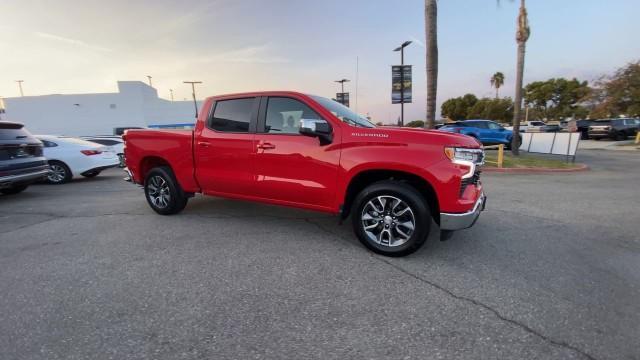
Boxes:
[147,175,170,209]
[361,195,416,247]
[48,164,67,183]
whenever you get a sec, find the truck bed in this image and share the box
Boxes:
[123,129,199,192]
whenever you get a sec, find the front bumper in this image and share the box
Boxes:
[439,192,486,231]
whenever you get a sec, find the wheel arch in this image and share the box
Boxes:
[139,156,172,182]
[341,169,440,224]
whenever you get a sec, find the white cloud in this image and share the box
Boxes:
[35,32,112,53]
[194,44,290,64]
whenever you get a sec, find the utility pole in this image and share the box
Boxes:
[393,41,412,126]
[169,89,174,102]
[146,76,153,87]
[15,80,24,97]
[0,96,5,120]
[183,81,202,118]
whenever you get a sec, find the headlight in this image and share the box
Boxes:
[444,147,484,179]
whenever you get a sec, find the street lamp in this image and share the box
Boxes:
[146,75,153,87]
[334,79,350,106]
[183,81,203,118]
[393,41,412,126]
[169,89,174,102]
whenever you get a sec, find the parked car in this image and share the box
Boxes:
[124,92,486,257]
[588,118,640,140]
[576,119,595,139]
[541,123,561,132]
[0,122,50,195]
[504,121,546,133]
[439,120,517,148]
[81,135,125,167]
[36,135,121,184]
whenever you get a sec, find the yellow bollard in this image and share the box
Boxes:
[497,144,504,168]
[635,131,640,145]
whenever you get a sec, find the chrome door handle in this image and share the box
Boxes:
[198,141,210,147]
[257,142,276,150]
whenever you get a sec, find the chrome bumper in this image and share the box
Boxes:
[439,193,486,231]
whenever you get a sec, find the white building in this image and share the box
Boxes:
[1,81,202,135]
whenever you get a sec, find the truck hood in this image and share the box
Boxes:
[349,126,482,148]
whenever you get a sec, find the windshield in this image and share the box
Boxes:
[310,95,376,128]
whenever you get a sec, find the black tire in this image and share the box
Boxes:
[82,171,101,178]
[1,185,29,195]
[614,132,626,141]
[144,166,188,215]
[351,180,430,257]
[47,161,72,184]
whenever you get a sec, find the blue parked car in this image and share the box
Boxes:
[439,120,519,148]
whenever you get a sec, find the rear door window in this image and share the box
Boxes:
[210,98,255,133]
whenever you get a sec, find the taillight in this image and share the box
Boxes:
[81,150,103,156]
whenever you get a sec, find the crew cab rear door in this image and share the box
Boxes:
[194,97,259,196]
[252,95,340,211]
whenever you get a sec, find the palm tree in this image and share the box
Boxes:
[510,0,530,155]
[490,72,505,98]
[424,0,438,129]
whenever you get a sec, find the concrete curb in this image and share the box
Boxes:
[483,164,589,173]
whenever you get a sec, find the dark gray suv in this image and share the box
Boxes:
[0,122,50,195]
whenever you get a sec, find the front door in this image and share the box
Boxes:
[194,97,259,196]
[252,96,340,210]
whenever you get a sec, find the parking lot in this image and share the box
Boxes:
[1,150,639,360]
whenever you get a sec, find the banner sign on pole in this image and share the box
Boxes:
[336,92,350,107]
[392,65,412,104]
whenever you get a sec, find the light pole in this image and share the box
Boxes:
[393,41,412,126]
[183,81,202,118]
[169,89,174,102]
[146,75,153,87]
[15,80,24,97]
[334,79,350,106]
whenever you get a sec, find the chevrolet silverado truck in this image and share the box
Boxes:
[123,92,486,256]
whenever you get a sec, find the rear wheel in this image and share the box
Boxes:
[351,181,430,257]
[47,161,72,184]
[144,166,188,215]
[1,185,29,195]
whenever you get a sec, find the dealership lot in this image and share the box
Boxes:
[1,150,638,360]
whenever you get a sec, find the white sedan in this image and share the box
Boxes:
[36,135,121,184]
[81,136,125,167]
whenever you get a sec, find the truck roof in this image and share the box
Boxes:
[207,91,311,100]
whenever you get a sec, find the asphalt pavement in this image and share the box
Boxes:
[1,149,638,360]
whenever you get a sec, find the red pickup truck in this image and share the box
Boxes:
[124,91,485,256]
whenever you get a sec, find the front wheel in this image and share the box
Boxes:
[144,166,188,215]
[352,181,430,257]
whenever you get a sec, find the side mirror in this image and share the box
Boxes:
[299,119,333,145]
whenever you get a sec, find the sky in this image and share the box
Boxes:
[1,0,639,123]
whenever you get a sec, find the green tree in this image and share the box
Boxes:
[441,94,478,120]
[424,0,438,129]
[406,120,426,128]
[524,78,591,120]
[590,60,640,118]
[491,72,505,98]
[467,97,514,123]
